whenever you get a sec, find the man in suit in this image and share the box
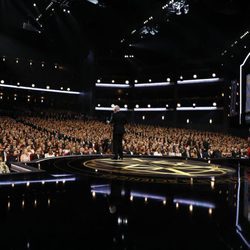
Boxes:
[109,105,127,160]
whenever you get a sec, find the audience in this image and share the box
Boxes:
[0,114,249,167]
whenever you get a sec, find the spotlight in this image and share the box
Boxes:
[0,80,4,84]
[213,102,217,107]
[33,3,36,7]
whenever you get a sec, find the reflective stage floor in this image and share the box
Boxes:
[0,156,249,250]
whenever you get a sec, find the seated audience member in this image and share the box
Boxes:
[247,145,250,158]
[20,148,30,162]
[30,148,44,161]
[45,148,55,158]
[0,158,10,174]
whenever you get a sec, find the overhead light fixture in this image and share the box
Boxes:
[165,0,189,15]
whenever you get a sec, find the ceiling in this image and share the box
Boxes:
[0,0,250,78]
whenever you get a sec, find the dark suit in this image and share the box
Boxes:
[110,111,126,159]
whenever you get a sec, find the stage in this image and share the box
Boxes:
[0,155,249,250]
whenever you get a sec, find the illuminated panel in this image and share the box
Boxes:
[173,198,215,209]
[0,83,81,95]
[134,82,171,87]
[95,83,130,88]
[177,78,221,84]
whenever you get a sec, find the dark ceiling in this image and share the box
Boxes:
[0,0,250,78]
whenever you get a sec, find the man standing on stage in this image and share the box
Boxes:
[109,105,127,160]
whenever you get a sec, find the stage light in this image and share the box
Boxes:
[17,82,20,86]
[124,104,128,108]
[177,103,181,107]
[67,10,70,14]
[33,3,36,7]
[111,80,115,83]
[221,93,224,97]
[193,74,197,78]
[55,65,58,69]
[177,107,220,111]
[86,0,99,5]
[209,119,213,124]
[46,86,50,89]
[60,87,63,90]
[30,61,33,66]
[177,78,221,84]
[2,57,6,61]
[16,58,19,63]
[209,208,213,215]
[180,76,183,80]
[142,116,145,120]
[167,78,171,82]
[189,204,193,212]
[192,103,196,107]
[135,104,139,108]
[134,80,138,83]
[134,82,171,87]
[186,119,189,124]
[149,79,152,82]
[41,62,44,67]
[135,108,166,111]
[147,104,151,108]
[125,80,129,84]
[212,73,216,77]
[240,30,249,39]
[1,80,4,84]
[96,83,130,88]
[97,104,100,107]
[213,102,217,106]
[162,116,165,120]
[32,84,35,87]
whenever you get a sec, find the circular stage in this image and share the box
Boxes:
[83,157,235,178]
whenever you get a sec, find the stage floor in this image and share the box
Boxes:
[0,156,249,250]
[83,157,235,178]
